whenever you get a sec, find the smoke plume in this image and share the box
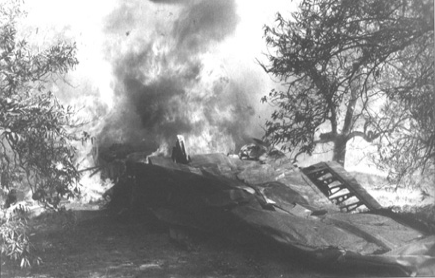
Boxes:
[99,0,260,154]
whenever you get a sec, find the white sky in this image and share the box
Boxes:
[13,0,381,173]
[19,0,294,107]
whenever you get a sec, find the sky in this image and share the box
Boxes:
[12,0,380,173]
[17,0,296,151]
[20,0,295,106]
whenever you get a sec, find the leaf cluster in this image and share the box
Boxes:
[0,0,81,208]
[0,202,42,268]
[0,0,86,267]
[260,0,434,178]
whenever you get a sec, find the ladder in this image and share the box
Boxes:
[301,162,382,212]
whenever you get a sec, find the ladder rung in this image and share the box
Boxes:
[312,171,329,179]
[340,201,363,212]
[330,192,354,204]
[318,187,331,197]
[305,167,328,176]
[302,161,382,213]
[328,184,346,194]
[321,177,337,185]
[304,165,328,172]
[313,179,329,187]
[329,183,345,190]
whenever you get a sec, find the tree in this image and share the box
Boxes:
[260,0,434,181]
[0,0,85,267]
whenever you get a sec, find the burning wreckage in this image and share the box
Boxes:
[99,136,435,276]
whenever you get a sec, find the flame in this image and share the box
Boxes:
[16,0,294,202]
[98,0,254,155]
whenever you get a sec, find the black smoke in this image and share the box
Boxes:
[99,0,256,153]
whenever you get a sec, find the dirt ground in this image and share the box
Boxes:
[0,207,366,278]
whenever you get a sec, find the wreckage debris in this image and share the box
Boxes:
[301,162,382,212]
[239,138,286,164]
[239,143,266,160]
[171,135,190,164]
[101,136,435,277]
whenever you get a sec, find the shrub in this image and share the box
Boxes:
[0,0,85,267]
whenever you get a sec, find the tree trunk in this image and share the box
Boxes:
[333,135,347,166]
[334,80,358,167]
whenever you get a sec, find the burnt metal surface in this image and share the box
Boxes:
[117,154,434,277]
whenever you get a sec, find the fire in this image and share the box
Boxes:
[6,0,298,205]
[17,0,285,196]
[98,0,253,156]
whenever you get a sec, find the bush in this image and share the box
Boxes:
[0,202,42,268]
[0,0,86,267]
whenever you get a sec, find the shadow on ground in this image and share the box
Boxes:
[2,209,387,278]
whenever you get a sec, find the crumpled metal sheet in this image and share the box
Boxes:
[337,235,435,277]
[134,154,435,276]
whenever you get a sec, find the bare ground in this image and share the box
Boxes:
[1,208,356,278]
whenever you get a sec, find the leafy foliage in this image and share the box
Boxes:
[260,0,434,180]
[1,202,42,268]
[0,0,85,267]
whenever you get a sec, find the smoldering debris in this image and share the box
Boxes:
[97,136,435,277]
